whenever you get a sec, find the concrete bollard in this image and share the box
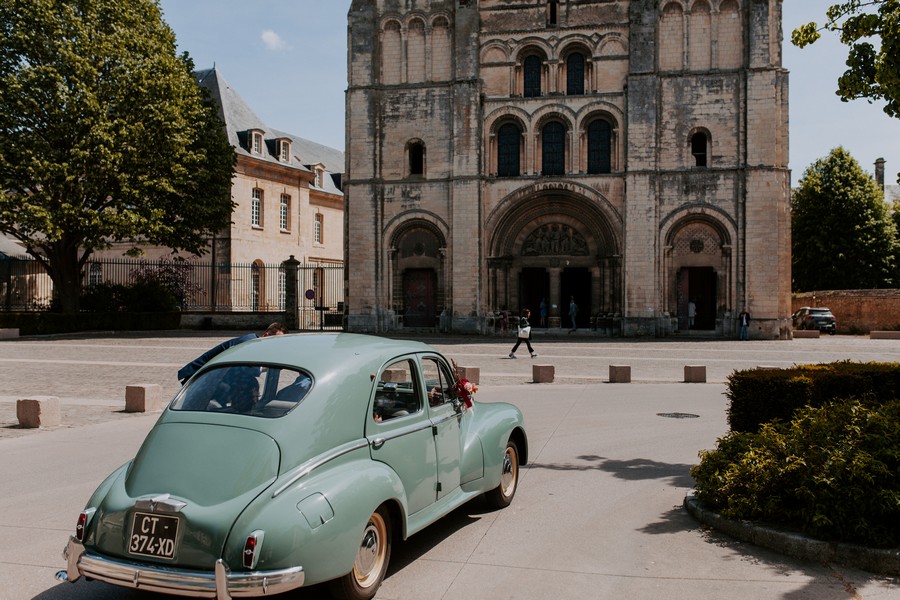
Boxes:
[608,365,631,383]
[793,330,820,338]
[684,365,707,383]
[532,364,554,383]
[125,384,164,413]
[17,396,61,428]
[456,366,480,385]
[0,328,20,339]
[381,368,408,382]
[870,331,900,339]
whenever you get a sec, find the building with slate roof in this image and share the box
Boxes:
[93,68,345,313]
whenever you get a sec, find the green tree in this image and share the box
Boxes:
[0,0,235,313]
[793,1,900,121]
[792,147,898,291]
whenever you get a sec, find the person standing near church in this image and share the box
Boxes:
[568,296,578,333]
[738,307,751,340]
[688,299,696,329]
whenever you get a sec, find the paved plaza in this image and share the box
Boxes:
[0,331,898,599]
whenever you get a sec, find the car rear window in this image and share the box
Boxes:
[171,365,311,418]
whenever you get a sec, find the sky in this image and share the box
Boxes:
[157,0,900,184]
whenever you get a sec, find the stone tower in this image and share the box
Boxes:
[345,0,791,339]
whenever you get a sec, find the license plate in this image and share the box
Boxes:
[129,512,179,559]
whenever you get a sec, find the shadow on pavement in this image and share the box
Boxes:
[527,454,694,487]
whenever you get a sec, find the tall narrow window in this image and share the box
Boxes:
[313,267,325,307]
[88,262,102,287]
[587,119,612,174]
[409,141,425,176]
[252,132,264,155]
[691,132,708,167]
[279,140,291,162]
[548,0,558,26]
[314,213,324,244]
[251,261,261,311]
[541,121,566,176]
[251,188,263,227]
[497,123,521,177]
[523,55,542,97]
[280,194,290,230]
[566,53,585,95]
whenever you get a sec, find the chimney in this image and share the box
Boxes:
[875,157,885,190]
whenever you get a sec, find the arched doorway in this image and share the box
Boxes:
[390,221,446,328]
[486,185,621,328]
[665,218,732,333]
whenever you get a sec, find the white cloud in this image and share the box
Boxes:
[261,30,286,51]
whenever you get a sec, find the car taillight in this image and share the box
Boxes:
[75,509,95,542]
[242,530,265,570]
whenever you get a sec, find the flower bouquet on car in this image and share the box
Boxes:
[451,358,478,412]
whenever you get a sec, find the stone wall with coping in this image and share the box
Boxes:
[792,290,900,333]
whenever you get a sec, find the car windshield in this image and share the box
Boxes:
[171,365,312,418]
[809,309,833,316]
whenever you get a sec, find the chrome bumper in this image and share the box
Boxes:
[62,537,304,599]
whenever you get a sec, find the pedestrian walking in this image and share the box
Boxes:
[509,308,537,358]
[539,298,548,328]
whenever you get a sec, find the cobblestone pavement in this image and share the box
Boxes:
[1,330,898,439]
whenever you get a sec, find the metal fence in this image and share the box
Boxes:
[1,255,345,331]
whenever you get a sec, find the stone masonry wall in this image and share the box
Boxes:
[792,290,900,333]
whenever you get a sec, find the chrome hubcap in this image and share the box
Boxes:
[354,513,387,588]
[500,447,517,496]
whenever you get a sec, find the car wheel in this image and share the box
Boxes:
[485,440,519,509]
[329,506,392,600]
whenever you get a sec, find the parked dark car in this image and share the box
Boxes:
[792,307,837,334]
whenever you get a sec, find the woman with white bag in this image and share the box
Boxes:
[508,308,537,358]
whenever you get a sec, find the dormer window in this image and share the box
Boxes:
[249,129,265,155]
[278,139,291,163]
[311,164,325,188]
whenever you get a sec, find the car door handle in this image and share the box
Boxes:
[371,438,385,449]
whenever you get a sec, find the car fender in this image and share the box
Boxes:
[463,403,527,491]
[228,450,407,586]
[80,462,130,542]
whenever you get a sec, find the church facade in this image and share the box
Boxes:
[345,0,791,338]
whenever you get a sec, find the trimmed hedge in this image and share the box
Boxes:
[692,399,900,548]
[0,311,181,335]
[726,361,900,433]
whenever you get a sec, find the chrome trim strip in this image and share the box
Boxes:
[272,439,369,498]
[64,538,304,599]
[373,421,433,443]
[430,412,457,426]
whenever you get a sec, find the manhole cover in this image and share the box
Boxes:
[657,412,700,419]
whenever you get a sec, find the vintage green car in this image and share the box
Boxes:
[60,333,527,599]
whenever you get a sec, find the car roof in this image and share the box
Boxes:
[204,332,437,379]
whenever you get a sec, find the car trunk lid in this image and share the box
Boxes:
[92,422,279,569]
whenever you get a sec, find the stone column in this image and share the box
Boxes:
[549,267,561,326]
